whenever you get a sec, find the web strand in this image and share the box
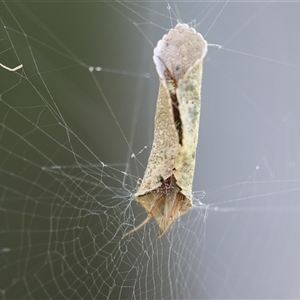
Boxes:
[1,2,300,299]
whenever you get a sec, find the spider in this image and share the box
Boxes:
[124,175,188,238]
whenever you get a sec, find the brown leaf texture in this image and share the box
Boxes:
[125,23,207,238]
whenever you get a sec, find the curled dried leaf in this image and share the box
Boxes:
[125,23,207,238]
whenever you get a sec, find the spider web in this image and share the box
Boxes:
[1,1,300,299]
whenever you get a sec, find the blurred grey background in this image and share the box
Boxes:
[1,1,300,299]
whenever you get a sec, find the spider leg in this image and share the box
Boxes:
[124,193,165,237]
[157,192,184,238]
